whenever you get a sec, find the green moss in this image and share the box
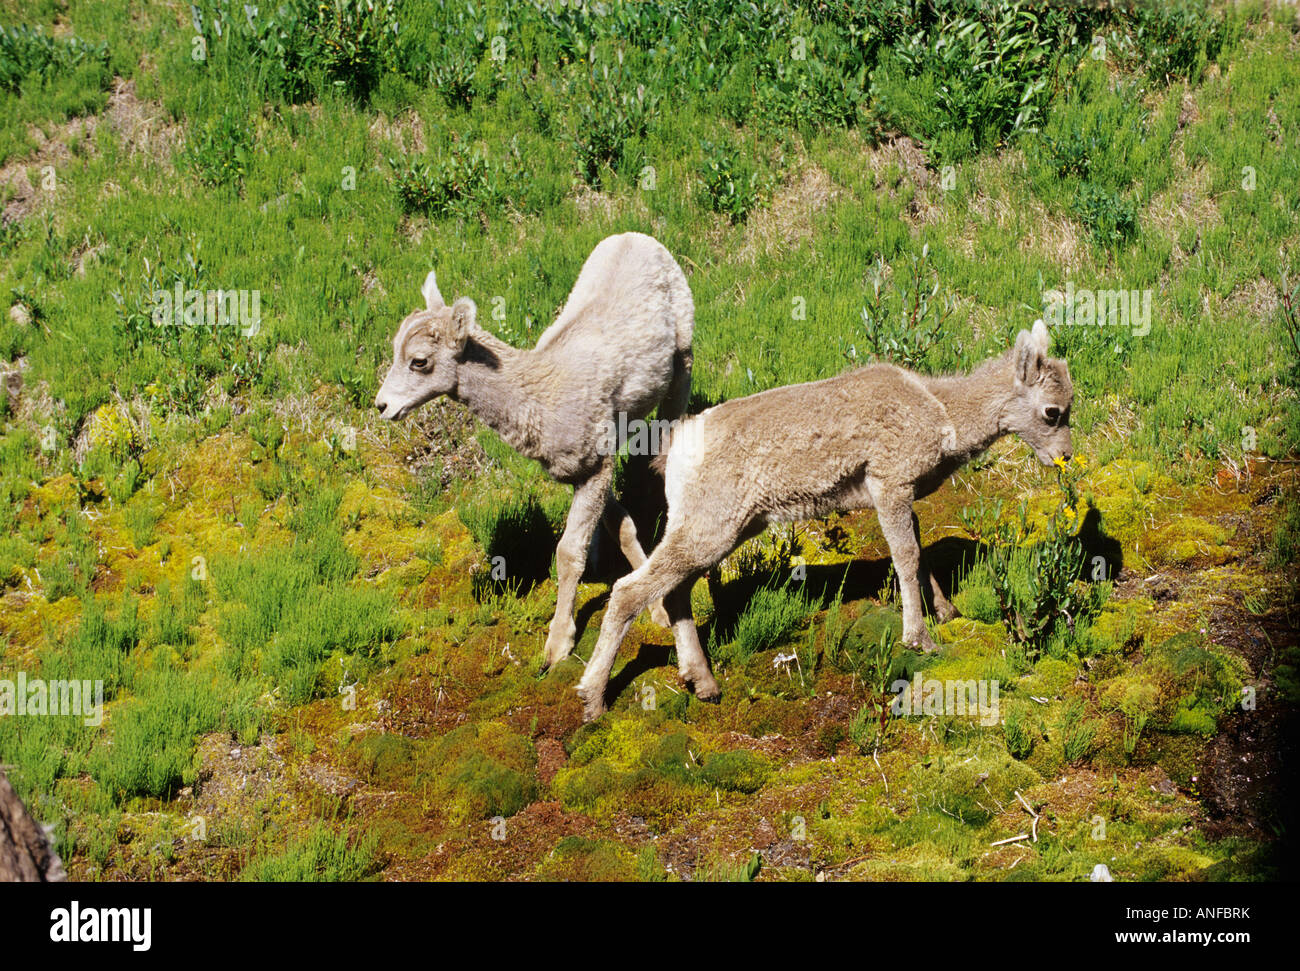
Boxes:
[1021,657,1077,697]
[415,722,537,823]
[344,732,417,788]
[534,836,640,881]
[699,749,772,794]
[1146,517,1235,568]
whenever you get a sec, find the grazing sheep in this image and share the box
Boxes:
[375,232,695,668]
[574,320,1074,721]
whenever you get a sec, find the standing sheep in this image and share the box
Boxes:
[574,320,1075,721]
[375,232,694,668]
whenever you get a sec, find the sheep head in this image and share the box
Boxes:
[375,270,477,420]
[1002,319,1074,466]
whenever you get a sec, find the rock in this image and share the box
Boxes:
[7,304,30,327]
[2,368,22,410]
[1090,863,1114,882]
[0,771,66,881]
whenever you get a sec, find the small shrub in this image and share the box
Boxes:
[848,245,954,373]
[0,23,109,93]
[183,108,254,189]
[391,144,506,220]
[1073,183,1139,248]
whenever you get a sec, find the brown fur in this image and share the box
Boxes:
[575,320,1074,720]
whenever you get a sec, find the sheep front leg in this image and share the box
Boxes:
[543,467,611,669]
[874,491,939,653]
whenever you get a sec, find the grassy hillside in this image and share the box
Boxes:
[0,0,1296,880]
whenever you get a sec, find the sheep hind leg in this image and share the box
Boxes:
[601,496,671,628]
[577,524,725,721]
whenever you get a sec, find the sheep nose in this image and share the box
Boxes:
[376,400,387,414]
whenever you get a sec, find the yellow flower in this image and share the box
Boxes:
[1053,456,1067,469]
[1064,507,1076,520]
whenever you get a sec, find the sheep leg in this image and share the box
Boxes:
[543,466,611,668]
[577,525,724,721]
[874,491,939,653]
[664,580,718,701]
[601,497,672,627]
[913,511,957,623]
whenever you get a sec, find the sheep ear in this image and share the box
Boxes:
[1014,326,1045,385]
[449,297,476,348]
[1031,318,1050,352]
[422,270,444,310]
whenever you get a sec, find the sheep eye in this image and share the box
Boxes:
[1043,406,1062,424]
[410,357,428,371]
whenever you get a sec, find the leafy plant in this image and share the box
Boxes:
[391,144,506,220]
[698,139,761,222]
[0,23,109,92]
[1073,182,1138,248]
[960,459,1094,656]
[848,244,954,372]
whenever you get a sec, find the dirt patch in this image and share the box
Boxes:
[103,77,181,167]
[368,109,426,156]
[0,77,178,224]
[735,160,841,262]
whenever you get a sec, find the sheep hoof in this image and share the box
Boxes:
[681,668,720,701]
[576,685,607,722]
[933,600,960,623]
[543,632,575,670]
[649,601,672,628]
[908,631,940,654]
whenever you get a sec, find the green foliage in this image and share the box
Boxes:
[695,850,762,882]
[182,106,253,189]
[726,581,816,665]
[0,23,109,93]
[216,488,399,703]
[1072,182,1139,249]
[564,64,661,189]
[1003,703,1036,759]
[867,1,1074,163]
[415,723,538,823]
[961,464,1098,656]
[191,0,401,104]
[1115,0,1229,85]
[391,144,508,219]
[698,139,761,222]
[848,244,954,372]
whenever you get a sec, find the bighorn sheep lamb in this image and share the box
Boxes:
[575,319,1074,721]
[375,232,694,667]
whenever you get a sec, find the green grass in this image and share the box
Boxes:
[0,0,1294,882]
[240,823,381,882]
